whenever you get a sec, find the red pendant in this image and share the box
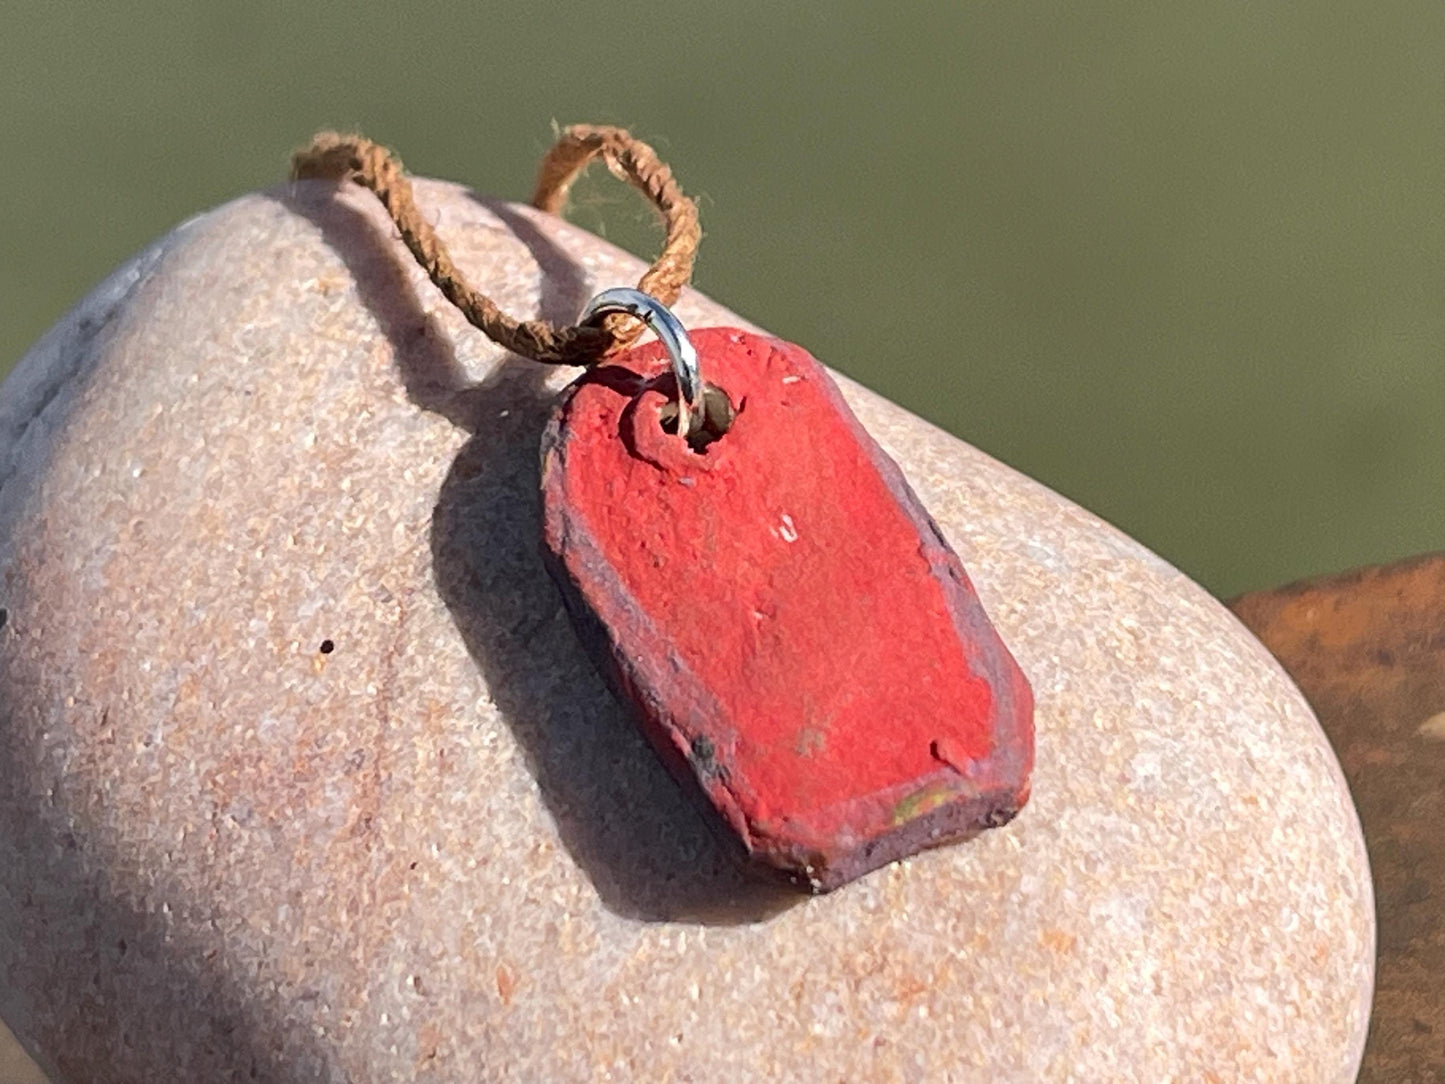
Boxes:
[541,328,1033,892]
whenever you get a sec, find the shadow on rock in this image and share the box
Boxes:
[0,715,337,1083]
[283,180,795,924]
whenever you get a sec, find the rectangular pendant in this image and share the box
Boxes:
[541,328,1033,892]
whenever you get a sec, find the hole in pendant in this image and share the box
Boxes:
[659,384,735,453]
[319,639,335,655]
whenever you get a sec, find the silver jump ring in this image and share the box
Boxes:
[581,288,704,442]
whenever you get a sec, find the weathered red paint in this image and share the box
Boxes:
[541,329,1033,891]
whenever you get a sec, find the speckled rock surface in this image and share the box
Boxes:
[0,179,1373,1083]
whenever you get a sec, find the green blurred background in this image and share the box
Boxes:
[2,1,1442,599]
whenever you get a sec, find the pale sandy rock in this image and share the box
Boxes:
[0,179,1372,1082]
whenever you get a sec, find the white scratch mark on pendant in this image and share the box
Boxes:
[779,513,798,543]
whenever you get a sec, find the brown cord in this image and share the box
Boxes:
[290,126,700,366]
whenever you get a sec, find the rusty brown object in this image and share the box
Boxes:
[1232,553,1445,1083]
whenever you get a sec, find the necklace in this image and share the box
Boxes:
[293,125,1033,892]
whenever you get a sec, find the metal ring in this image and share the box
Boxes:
[581,287,704,443]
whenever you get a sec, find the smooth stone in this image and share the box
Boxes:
[0,178,1373,1083]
